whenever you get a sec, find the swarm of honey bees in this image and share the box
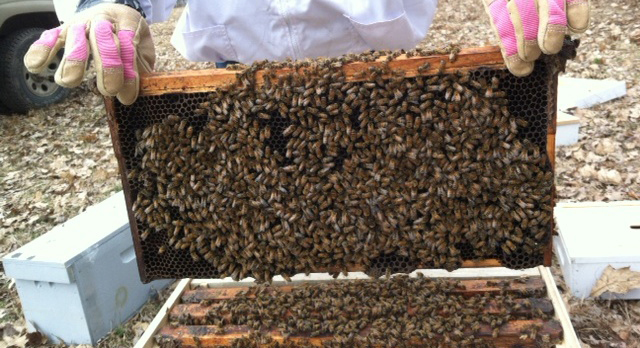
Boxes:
[128,47,554,282]
[161,275,558,347]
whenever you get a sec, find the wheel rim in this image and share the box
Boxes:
[23,54,61,97]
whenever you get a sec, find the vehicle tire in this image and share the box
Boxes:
[0,28,71,114]
[0,100,11,115]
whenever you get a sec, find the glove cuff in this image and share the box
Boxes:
[77,0,146,18]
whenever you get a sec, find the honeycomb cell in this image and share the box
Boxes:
[366,254,418,278]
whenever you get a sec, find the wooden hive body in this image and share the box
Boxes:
[134,267,581,347]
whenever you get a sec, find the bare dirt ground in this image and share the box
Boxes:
[1,0,639,347]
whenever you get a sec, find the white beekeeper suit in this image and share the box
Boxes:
[53,0,439,63]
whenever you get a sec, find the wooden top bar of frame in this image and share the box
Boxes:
[178,278,546,303]
[139,46,504,97]
[169,298,554,323]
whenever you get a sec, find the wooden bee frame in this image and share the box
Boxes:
[133,267,580,347]
[105,45,576,283]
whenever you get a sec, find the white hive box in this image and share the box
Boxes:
[555,111,580,146]
[554,201,640,299]
[2,192,173,344]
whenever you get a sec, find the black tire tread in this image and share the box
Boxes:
[0,28,70,113]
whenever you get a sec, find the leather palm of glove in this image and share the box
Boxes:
[24,3,154,105]
[483,0,590,76]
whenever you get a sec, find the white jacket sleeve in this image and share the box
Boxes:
[53,0,176,24]
[139,0,177,23]
[52,0,79,23]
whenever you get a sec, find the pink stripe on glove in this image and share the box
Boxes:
[488,0,517,56]
[66,23,89,61]
[94,20,122,68]
[513,0,539,41]
[34,28,62,48]
[118,30,137,80]
[547,0,568,26]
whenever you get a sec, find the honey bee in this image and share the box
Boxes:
[449,49,459,63]
[417,62,431,74]
[437,59,446,74]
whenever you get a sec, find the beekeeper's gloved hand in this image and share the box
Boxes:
[483,0,590,76]
[23,0,155,105]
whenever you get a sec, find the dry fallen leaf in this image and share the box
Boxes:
[631,29,640,45]
[578,164,598,179]
[597,168,623,185]
[132,321,149,343]
[81,133,98,143]
[591,265,640,297]
[612,325,630,342]
[93,169,110,181]
[25,332,47,347]
[1,323,20,339]
[1,334,27,348]
[594,139,617,155]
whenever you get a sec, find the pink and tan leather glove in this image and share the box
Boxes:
[23,3,155,105]
[483,0,590,76]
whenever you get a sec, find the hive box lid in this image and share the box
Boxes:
[2,192,128,284]
[554,201,640,264]
[557,77,626,111]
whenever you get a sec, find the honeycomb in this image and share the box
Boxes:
[108,47,570,282]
